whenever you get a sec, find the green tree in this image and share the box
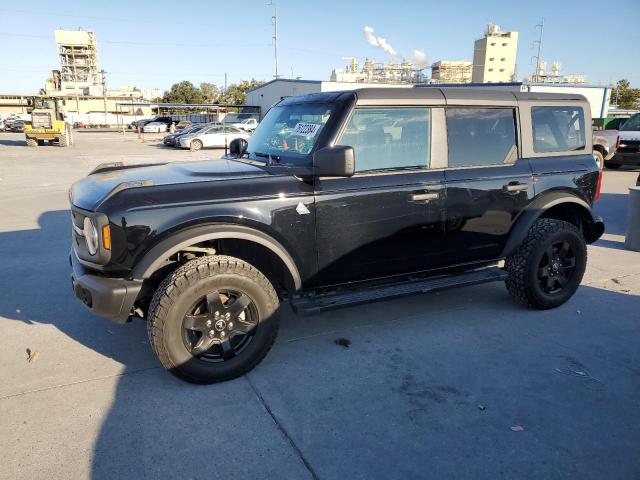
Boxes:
[200,82,221,103]
[162,81,205,104]
[219,79,264,105]
[611,79,640,109]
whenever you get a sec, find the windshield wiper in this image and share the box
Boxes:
[254,152,281,164]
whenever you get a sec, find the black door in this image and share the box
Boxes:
[444,107,533,263]
[312,107,447,287]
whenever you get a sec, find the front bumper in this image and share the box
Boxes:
[70,251,142,323]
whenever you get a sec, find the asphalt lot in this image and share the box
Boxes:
[0,131,639,480]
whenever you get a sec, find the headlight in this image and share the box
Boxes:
[83,217,99,255]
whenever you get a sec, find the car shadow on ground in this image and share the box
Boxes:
[0,138,27,147]
[593,192,629,237]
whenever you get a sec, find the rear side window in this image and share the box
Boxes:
[339,107,430,172]
[446,108,517,167]
[532,106,585,153]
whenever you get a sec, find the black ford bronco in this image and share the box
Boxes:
[70,88,605,384]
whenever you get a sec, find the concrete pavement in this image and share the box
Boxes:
[1,132,638,479]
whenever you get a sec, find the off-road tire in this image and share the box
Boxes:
[505,218,587,309]
[58,133,70,147]
[604,161,620,170]
[147,255,280,384]
[593,150,604,169]
[190,139,203,151]
[26,137,38,147]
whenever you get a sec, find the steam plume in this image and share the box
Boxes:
[363,26,398,56]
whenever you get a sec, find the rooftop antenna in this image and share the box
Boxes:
[268,1,279,79]
[532,18,544,82]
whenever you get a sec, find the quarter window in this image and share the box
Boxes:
[531,106,585,153]
[446,108,518,167]
[339,108,430,172]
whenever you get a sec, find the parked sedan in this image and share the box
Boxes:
[178,126,250,150]
[143,121,168,133]
[10,120,25,132]
[162,124,208,147]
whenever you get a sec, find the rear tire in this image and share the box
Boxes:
[604,161,621,170]
[505,218,587,309]
[26,138,38,147]
[58,133,69,147]
[147,255,280,384]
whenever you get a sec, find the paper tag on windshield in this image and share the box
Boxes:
[291,122,321,137]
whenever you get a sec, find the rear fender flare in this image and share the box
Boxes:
[131,224,302,290]
[501,193,603,258]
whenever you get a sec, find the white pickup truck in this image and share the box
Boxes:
[593,129,618,168]
[226,118,258,132]
[606,113,640,169]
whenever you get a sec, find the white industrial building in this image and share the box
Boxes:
[246,79,611,120]
[420,82,612,119]
[472,23,518,83]
[246,79,412,117]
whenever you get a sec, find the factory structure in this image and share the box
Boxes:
[330,57,426,84]
[0,29,158,122]
[329,23,586,87]
[431,61,473,84]
[250,21,608,120]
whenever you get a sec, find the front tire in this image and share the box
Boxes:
[190,139,203,151]
[148,255,280,384]
[505,218,587,309]
[26,137,38,147]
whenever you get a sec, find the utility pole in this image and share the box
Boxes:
[533,18,544,82]
[100,69,108,125]
[269,1,279,78]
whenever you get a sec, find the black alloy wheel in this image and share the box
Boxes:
[182,289,258,361]
[537,240,577,294]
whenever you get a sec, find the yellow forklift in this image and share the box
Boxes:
[24,97,73,147]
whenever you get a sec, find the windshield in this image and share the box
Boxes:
[620,114,640,131]
[246,103,333,158]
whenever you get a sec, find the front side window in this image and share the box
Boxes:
[247,103,333,158]
[338,107,430,172]
[446,108,517,167]
[532,106,585,153]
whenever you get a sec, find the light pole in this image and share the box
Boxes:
[533,19,544,82]
[269,1,279,79]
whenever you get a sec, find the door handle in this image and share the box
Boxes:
[502,183,528,193]
[411,192,439,202]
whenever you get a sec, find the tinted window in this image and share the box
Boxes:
[532,106,585,152]
[446,108,517,167]
[339,108,430,172]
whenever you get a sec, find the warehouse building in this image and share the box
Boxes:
[246,79,412,117]
[246,78,611,120]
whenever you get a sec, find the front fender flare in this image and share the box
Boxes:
[500,192,604,258]
[131,224,302,290]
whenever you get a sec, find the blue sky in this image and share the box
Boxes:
[1,0,638,94]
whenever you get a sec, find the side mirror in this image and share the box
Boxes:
[313,146,355,177]
[229,137,248,156]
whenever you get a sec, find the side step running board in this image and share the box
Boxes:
[292,267,507,316]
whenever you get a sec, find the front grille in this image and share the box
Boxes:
[71,208,89,258]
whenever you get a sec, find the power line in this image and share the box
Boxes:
[0,32,271,48]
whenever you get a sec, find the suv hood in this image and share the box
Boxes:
[70,158,269,211]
